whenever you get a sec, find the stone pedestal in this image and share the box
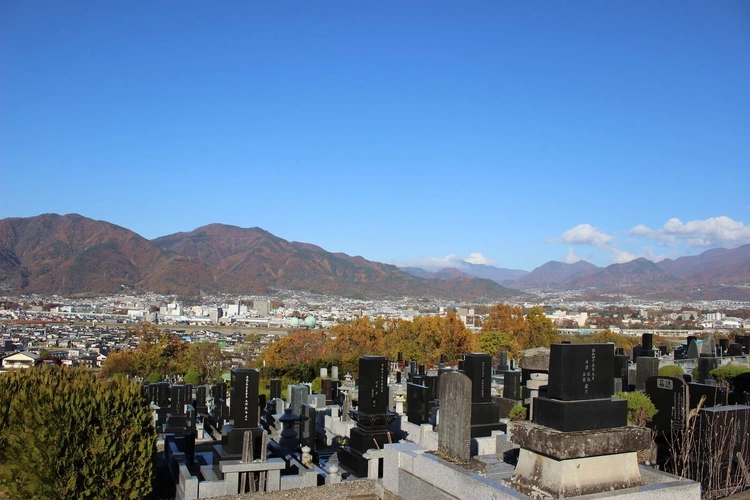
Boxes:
[212,426,265,478]
[508,422,651,497]
[338,410,397,478]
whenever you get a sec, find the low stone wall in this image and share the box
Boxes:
[381,442,702,500]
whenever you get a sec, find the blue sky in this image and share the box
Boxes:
[1,1,749,272]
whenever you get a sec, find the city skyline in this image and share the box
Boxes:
[2,2,748,271]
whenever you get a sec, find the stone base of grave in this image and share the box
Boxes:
[338,426,392,478]
[533,397,627,432]
[492,395,521,418]
[471,402,505,437]
[164,413,187,437]
[155,407,170,428]
[212,426,265,477]
[508,421,652,497]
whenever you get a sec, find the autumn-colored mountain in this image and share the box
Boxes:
[561,258,683,293]
[0,215,518,300]
[151,224,517,299]
[0,214,165,295]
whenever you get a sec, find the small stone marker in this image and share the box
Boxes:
[438,371,472,462]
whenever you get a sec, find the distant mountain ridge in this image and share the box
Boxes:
[2,213,750,301]
[401,246,750,300]
[0,214,517,300]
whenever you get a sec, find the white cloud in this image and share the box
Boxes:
[563,247,582,264]
[610,247,637,264]
[464,252,493,265]
[396,252,497,270]
[629,216,750,248]
[554,224,613,246]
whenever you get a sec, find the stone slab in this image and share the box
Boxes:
[533,397,627,432]
[219,457,286,473]
[507,421,652,460]
[518,347,550,371]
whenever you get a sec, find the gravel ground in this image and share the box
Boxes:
[210,479,378,500]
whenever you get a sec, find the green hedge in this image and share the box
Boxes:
[658,365,685,378]
[0,366,155,499]
[709,365,750,385]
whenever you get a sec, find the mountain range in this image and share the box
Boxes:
[0,214,516,300]
[2,213,750,301]
[402,245,750,301]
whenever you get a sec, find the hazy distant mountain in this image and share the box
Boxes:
[657,244,750,284]
[401,261,527,286]
[562,258,683,293]
[511,260,600,289]
[401,267,474,280]
[0,214,518,300]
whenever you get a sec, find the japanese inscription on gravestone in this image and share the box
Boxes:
[548,343,614,401]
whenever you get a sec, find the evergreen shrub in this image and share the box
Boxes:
[658,364,685,378]
[613,391,657,427]
[0,366,155,499]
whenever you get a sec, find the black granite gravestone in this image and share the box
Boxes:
[213,369,264,473]
[719,338,729,356]
[728,343,744,356]
[230,368,259,428]
[735,335,749,354]
[548,343,614,400]
[688,382,729,410]
[406,382,431,424]
[321,378,339,405]
[170,384,188,415]
[300,403,317,456]
[463,353,492,403]
[338,356,397,478]
[196,385,208,414]
[269,378,282,401]
[424,374,439,401]
[534,343,626,432]
[463,352,504,437]
[641,333,656,357]
[732,372,750,405]
[502,371,522,400]
[645,376,687,433]
[613,351,629,392]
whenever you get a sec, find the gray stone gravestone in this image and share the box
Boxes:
[288,384,310,416]
[636,355,659,391]
[438,371,472,462]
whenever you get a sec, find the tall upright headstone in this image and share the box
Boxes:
[438,372,472,461]
[213,368,264,474]
[463,353,504,437]
[644,376,687,434]
[269,378,282,401]
[230,368,259,428]
[338,356,397,478]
